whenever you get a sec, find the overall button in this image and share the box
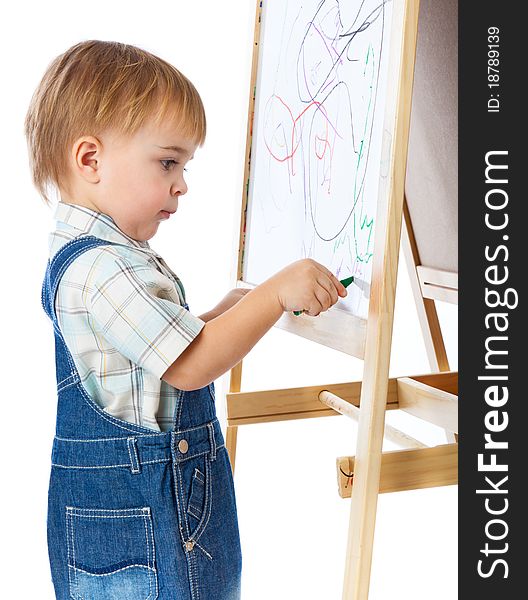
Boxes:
[178,439,189,454]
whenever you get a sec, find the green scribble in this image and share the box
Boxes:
[350,43,376,264]
[333,234,347,253]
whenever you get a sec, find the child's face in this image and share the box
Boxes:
[69,114,197,241]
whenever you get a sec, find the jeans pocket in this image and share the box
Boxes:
[65,506,158,600]
[186,459,211,540]
[187,467,206,526]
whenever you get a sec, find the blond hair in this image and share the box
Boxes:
[24,40,207,205]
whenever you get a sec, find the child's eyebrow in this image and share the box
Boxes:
[155,144,194,159]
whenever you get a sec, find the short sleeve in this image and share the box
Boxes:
[83,248,205,378]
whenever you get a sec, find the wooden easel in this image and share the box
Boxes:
[223,0,458,598]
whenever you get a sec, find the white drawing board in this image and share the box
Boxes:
[242,0,394,322]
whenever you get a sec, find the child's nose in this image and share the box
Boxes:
[171,178,187,196]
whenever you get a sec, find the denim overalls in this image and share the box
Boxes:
[42,236,242,600]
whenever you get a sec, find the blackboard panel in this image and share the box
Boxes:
[405,0,458,274]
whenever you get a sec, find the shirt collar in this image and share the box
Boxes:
[53,202,160,257]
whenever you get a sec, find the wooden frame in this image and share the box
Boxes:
[274,309,367,360]
[223,1,460,599]
[397,376,458,433]
[339,1,420,596]
[226,370,457,432]
[417,266,458,304]
[401,198,451,371]
[337,444,458,496]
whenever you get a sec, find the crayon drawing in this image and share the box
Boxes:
[243,0,394,319]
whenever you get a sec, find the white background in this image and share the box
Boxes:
[1,1,457,598]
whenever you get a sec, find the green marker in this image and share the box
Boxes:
[293,275,354,315]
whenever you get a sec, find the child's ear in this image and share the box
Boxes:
[71,136,101,184]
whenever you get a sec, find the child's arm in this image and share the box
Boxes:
[162,261,347,391]
[197,289,251,322]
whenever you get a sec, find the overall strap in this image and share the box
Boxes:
[41,235,116,323]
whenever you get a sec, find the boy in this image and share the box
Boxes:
[25,40,346,600]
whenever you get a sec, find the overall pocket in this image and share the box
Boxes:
[65,506,158,600]
[186,456,212,540]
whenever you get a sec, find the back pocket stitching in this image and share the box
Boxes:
[65,506,157,600]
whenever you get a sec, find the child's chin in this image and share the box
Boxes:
[134,225,158,242]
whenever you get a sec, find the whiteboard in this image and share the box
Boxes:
[242,0,394,320]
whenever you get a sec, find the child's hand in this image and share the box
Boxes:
[265,259,346,316]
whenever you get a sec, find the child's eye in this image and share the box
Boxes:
[161,159,177,171]
[160,160,189,173]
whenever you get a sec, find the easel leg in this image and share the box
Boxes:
[226,361,243,475]
[342,377,391,599]
[401,199,450,372]
[342,0,420,595]
[226,425,238,474]
[401,198,456,443]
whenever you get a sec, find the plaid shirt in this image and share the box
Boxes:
[47,202,206,432]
